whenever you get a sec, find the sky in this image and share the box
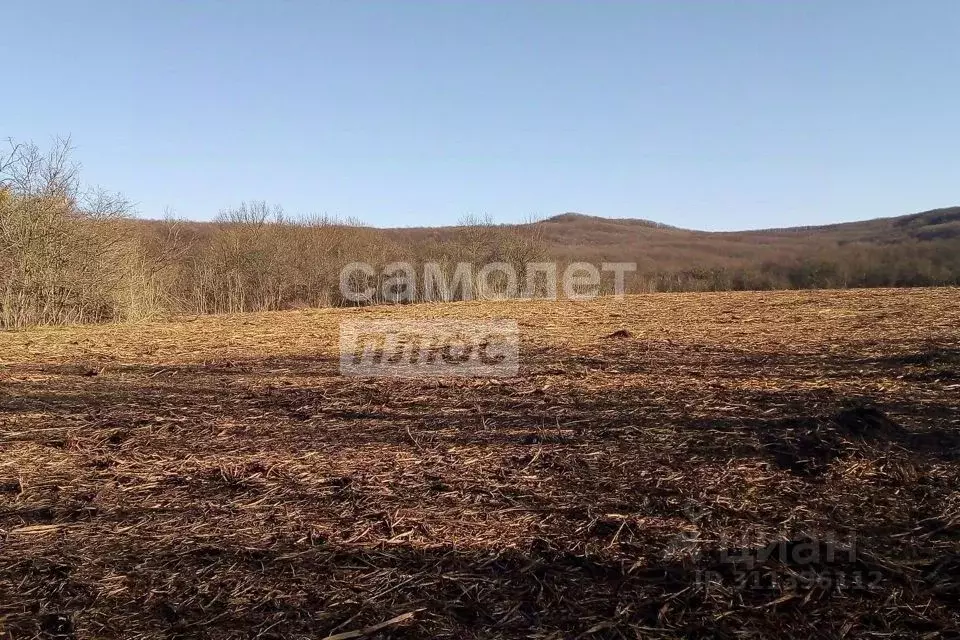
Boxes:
[3,1,958,230]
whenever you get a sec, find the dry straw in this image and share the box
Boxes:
[1,288,959,637]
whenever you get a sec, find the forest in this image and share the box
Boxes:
[2,138,958,328]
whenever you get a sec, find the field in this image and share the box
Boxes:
[1,288,959,639]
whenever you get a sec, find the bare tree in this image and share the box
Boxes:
[0,137,143,327]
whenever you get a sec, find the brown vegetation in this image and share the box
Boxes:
[1,288,959,638]
[532,210,960,291]
[0,139,146,328]
[4,139,959,328]
[114,204,960,320]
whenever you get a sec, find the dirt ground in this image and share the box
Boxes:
[1,288,959,639]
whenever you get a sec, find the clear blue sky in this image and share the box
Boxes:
[4,1,958,230]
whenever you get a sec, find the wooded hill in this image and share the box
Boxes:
[2,137,958,327]
[385,206,960,291]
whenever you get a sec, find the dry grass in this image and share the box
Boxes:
[1,288,959,639]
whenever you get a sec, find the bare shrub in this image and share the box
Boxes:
[0,137,151,328]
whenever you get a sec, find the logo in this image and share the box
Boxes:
[339,319,519,378]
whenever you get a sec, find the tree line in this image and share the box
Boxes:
[2,139,957,328]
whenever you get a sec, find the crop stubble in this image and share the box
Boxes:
[1,288,958,638]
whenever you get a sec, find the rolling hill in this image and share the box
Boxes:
[383,206,960,290]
